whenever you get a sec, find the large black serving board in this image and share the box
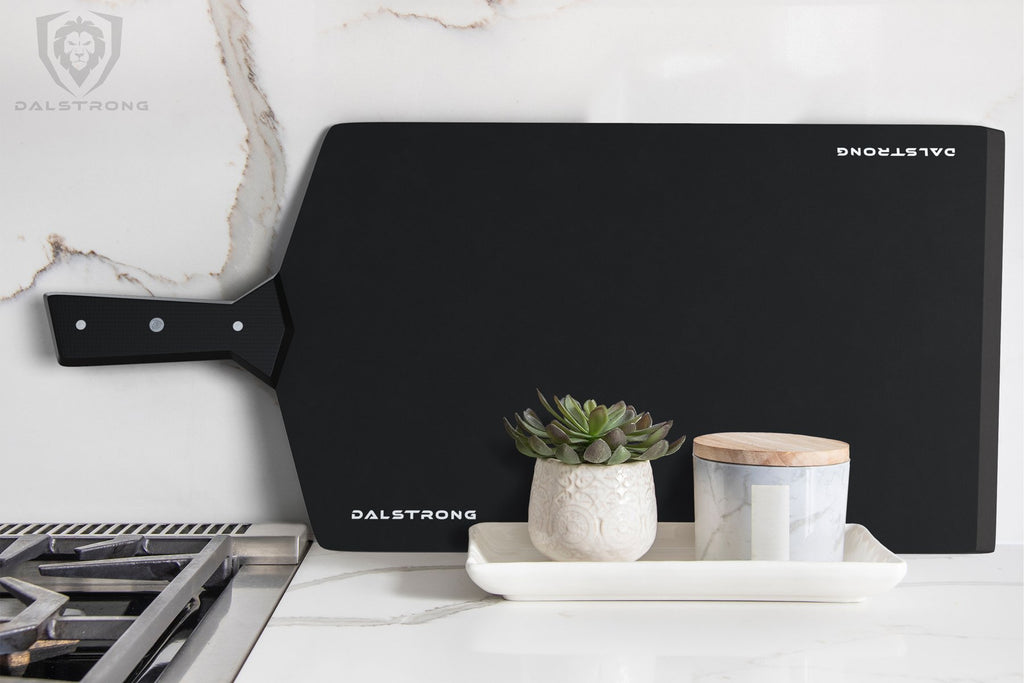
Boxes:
[46,123,1003,553]
[278,123,1002,553]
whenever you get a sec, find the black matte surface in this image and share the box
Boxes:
[277,123,1003,552]
[44,123,1003,553]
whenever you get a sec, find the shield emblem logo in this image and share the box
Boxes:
[37,11,122,96]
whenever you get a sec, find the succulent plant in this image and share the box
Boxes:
[504,390,686,465]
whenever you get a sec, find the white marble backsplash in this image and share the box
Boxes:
[0,1,1020,537]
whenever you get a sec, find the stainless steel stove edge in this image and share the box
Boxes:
[233,523,309,565]
[0,522,309,565]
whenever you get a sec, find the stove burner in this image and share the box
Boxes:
[0,577,69,654]
[74,535,144,561]
[40,554,235,586]
[0,535,53,569]
[0,522,307,681]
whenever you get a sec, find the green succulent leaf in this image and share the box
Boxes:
[502,416,518,436]
[522,409,545,430]
[550,419,591,440]
[583,399,597,415]
[638,440,670,461]
[603,427,627,449]
[516,440,541,458]
[606,444,632,465]
[629,422,667,440]
[604,402,627,429]
[515,413,549,439]
[554,444,582,464]
[563,395,589,429]
[665,435,688,456]
[536,389,562,421]
[583,439,612,464]
[621,421,637,435]
[553,395,588,432]
[528,435,555,456]
[545,423,571,444]
[503,418,529,444]
[587,405,608,434]
[639,422,673,447]
[626,432,653,445]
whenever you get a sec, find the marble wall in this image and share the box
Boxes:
[1,0,1020,541]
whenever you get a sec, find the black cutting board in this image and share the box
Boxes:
[48,123,1004,552]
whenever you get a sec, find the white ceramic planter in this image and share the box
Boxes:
[692,433,851,562]
[527,458,657,562]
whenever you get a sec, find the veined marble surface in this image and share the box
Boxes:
[237,543,1023,682]
[0,1,1021,539]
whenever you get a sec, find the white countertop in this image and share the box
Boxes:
[237,543,1022,682]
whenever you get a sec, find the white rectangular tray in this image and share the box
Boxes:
[466,522,906,602]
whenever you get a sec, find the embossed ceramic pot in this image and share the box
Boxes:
[693,432,850,562]
[528,458,657,562]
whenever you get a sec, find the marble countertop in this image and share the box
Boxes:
[236,543,1023,683]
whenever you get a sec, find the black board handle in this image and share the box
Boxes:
[44,276,291,386]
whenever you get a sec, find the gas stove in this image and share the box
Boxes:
[0,522,308,682]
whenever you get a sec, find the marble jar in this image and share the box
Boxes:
[692,433,850,561]
[528,458,657,562]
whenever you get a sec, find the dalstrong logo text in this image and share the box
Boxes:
[351,509,478,521]
[37,11,122,96]
[837,147,956,158]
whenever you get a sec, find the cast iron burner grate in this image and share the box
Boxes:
[0,522,307,682]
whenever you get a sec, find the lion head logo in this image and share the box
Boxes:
[37,11,122,96]
[54,17,106,85]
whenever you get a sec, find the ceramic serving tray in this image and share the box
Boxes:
[466,522,906,602]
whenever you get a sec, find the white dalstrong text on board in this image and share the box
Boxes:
[837,147,956,157]
[351,509,478,521]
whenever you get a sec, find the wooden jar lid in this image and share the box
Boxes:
[693,432,850,467]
